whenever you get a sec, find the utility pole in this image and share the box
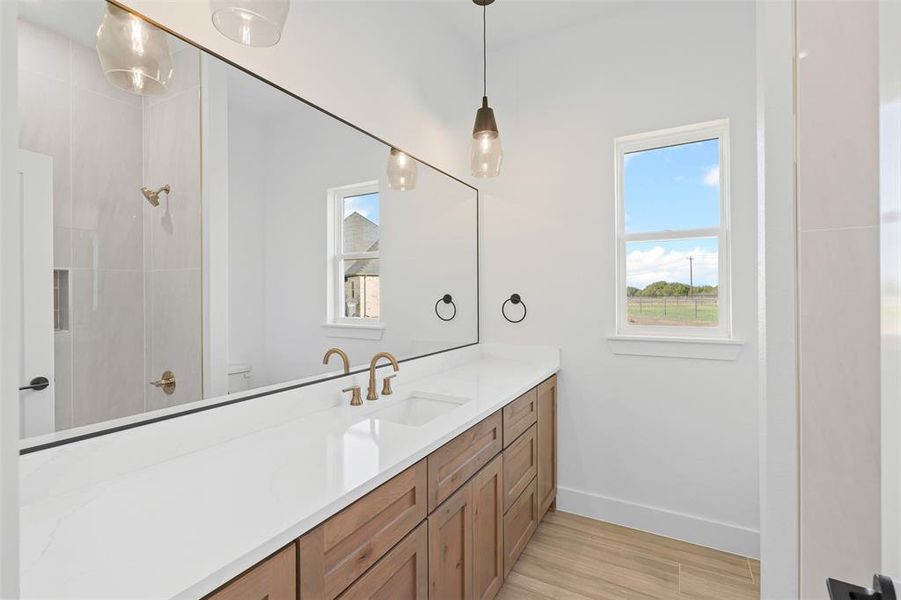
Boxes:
[689,256,696,319]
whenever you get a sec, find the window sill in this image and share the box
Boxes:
[323,322,385,340]
[607,334,744,361]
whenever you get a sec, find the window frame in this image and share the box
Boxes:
[614,119,732,339]
[327,181,382,327]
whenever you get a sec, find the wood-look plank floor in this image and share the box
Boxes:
[497,511,760,600]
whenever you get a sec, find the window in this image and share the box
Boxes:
[614,120,731,338]
[328,182,381,325]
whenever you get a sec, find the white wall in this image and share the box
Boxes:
[882,0,901,579]
[225,70,478,388]
[797,0,882,595]
[477,1,760,556]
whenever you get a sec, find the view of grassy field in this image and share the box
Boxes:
[626,297,718,327]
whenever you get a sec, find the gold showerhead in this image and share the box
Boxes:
[141,184,170,207]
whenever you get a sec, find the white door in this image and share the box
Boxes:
[18,149,54,438]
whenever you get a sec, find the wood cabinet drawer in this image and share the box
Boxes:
[502,424,537,513]
[427,411,502,512]
[299,460,428,599]
[502,388,537,447]
[503,477,539,577]
[337,522,428,600]
[205,543,296,600]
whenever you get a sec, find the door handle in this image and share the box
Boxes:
[19,376,50,392]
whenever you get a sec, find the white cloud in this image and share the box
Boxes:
[626,245,718,288]
[703,165,720,187]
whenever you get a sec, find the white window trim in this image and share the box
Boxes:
[326,181,384,334]
[612,119,734,344]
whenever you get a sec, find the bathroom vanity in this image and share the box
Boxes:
[19,345,558,599]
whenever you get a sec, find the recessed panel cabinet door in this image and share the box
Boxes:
[205,543,296,600]
[337,523,428,600]
[536,375,557,515]
[471,455,504,600]
[429,482,473,599]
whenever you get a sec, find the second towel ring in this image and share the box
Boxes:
[435,294,457,322]
[502,293,527,324]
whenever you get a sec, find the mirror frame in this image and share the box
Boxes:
[20,0,480,454]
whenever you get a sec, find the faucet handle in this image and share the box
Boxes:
[381,374,397,396]
[343,385,363,406]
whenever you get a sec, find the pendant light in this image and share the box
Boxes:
[96,6,173,96]
[210,0,290,47]
[470,0,502,178]
[386,148,418,191]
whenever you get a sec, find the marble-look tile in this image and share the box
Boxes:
[71,87,144,270]
[18,69,72,229]
[145,87,202,270]
[53,226,71,269]
[71,269,145,427]
[147,269,203,411]
[70,40,143,108]
[17,19,70,82]
[53,332,73,432]
[798,0,879,231]
[799,226,881,592]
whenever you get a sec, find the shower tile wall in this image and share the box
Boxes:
[143,45,202,411]
[17,20,202,430]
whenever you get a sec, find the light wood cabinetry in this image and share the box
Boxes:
[501,425,537,512]
[428,454,503,600]
[502,389,537,447]
[503,478,539,577]
[211,375,556,600]
[299,460,427,600]
[427,411,502,512]
[536,375,557,514]
[428,479,473,599]
[205,543,296,600]
[337,523,428,600]
[471,455,504,600]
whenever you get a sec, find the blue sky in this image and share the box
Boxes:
[624,139,720,288]
[344,192,380,225]
[624,138,719,233]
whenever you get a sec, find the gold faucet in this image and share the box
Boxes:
[367,352,399,401]
[323,347,350,375]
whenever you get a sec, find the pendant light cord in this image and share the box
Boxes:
[483,3,487,97]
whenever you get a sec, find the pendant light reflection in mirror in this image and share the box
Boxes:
[471,0,502,178]
[211,0,290,47]
[386,148,418,191]
[96,6,173,96]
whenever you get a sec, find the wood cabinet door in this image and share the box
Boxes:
[536,375,557,515]
[502,424,537,513]
[206,543,296,600]
[429,480,473,600]
[338,522,428,600]
[471,455,504,600]
[299,460,428,599]
[503,478,538,577]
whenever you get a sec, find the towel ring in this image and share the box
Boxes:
[435,294,457,322]
[502,293,527,324]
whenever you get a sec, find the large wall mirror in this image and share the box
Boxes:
[16,1,479,447]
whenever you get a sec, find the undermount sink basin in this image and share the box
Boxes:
[369,392,470,427]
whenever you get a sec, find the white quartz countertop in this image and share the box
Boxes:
[19,345,559,600]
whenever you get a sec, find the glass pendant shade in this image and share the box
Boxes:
[211,0,290,47]
[386,148,418,191]
[96,6,173,96]
[470,96,503,178]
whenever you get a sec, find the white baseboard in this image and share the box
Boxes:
[556,486,760,559]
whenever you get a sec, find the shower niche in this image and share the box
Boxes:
[16,0,478,445]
